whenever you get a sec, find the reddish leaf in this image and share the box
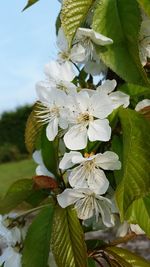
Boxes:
[33,176,58,190]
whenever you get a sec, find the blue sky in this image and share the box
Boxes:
[0,0,60,114]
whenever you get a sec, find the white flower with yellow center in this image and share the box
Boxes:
[35,88,68,141]
[57,188,113,227]
[74,28,113,61]
[64,91,114,150]
[57,28,86,64]
[36,60,76,96]
[59,151,121,194]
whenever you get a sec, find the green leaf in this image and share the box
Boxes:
[92,0,148,85]
[119,83,150,98]
[25,103,43,154]
[51,205,87,267]
[111,135,123,185]
[106,247,150,267]
[41,128,59,177]
[0,179,33,214]
[23,0,40,11]
[125,193,150,237]
[22,205,54,267]
[105,248,132,267]
[88,258,96,267]
[137,0,150,18]
[61,0,95,46]
[116,108,150,219]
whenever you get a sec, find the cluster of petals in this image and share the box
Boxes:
[57,151,121,226]
[0,215,22,267]
[35,61,129,150]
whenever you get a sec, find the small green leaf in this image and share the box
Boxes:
[0,179,33,214]
[22,205,54,267]
[61,0,95,46]
[41,129,59,177]
[51,205,87,267]
[23,0,40,11]
[137,0,150,18]
[116,108,150,219]
[106,247,150,267]
[92,0,148,85]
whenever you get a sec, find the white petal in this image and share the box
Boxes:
[71,44,86,63]
[57,27,69,52]
[110,91,130,109]
[32,150,43,165]
[64,124,88,150]
[95,151,121,170]
[97,79,117,94]
[91,31,113,46]
[88,169,109,195]
[88,119,111,142]
[117,222,129,237]
[36,165,54,177]
[59,151,82,170]
[36,81,53,102]
[57,188,84,208]
[130,224,145,235]
[135,99,150,111]
[46,117,59,141]
[89,92,113,119]
[44,61,75,82]
[76,28,113,46]
[75,91,90,112]
[75,197,94,220]
[96,196,113,227]
[69,165,89,188]
[84,60,107,76]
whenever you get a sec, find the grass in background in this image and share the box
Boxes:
[0,159,36,198]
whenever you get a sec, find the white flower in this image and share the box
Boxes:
[74,28,113,61]
[32,150,54,177]
[117,221,145,237]
[64,91,114,150]
[57,188,113,227]
[97,80,130,109]
[0,215,21,247]
[139,19,150,66]
[36,61,76,96]
[57,28,86,63]
[59,151,121,194]
[135,99,150,111]
[35,88,68,141]
[0,247,22,267]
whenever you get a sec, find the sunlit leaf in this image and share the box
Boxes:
[92,0,148,85]
[51,205,87,267]
[116,108,150,219]
[61,0,95,46]
[25,102,42,154]
[106,247,150,267]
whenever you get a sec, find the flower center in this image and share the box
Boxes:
[77,112,93,125]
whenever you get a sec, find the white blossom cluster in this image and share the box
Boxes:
[0,215,22,267]
[34,26,130,228]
